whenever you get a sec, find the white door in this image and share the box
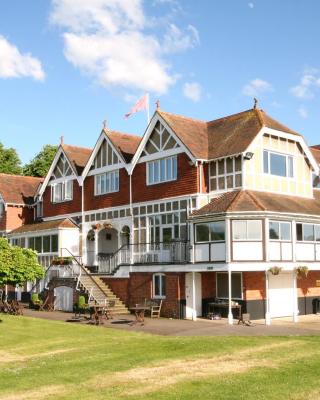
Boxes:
[54,286,73,312]
[185,272,202,319]
[269,273,294,318]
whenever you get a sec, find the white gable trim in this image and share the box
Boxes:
[129,112,197,174]
[38,147,78,197]
[81,130,127,179]
[245,127,319,174]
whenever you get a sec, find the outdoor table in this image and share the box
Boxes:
[207,302,242,322]
[129,306,150,326]
[90,305,107,325]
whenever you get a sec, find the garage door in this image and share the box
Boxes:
[269,273,294,318]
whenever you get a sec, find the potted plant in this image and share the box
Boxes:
[52,256,73,266]
[268,266,282,275]
[295,265,309,278]
[92,223,101,230]
[104,222,113,229]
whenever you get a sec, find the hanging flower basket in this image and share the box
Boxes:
[295,266,309,279]
[103,222,113,229]
[92,223,101,230]
[87,230,95,241]
[268,266,282,275]
[52,256,73,266]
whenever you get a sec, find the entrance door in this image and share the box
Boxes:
[269,273,294,318]
[185,272,202,319]
[54,286,73,312]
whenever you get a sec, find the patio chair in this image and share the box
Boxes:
[74,296,89,318]
[39,295,54,311]
[30,293,42,310]
[105,300,115,320]
[11,300,24,315]
[238,313,252,326]
[144,299,162,318]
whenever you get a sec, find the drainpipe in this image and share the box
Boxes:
[228,266,233,325]
[293,271,298,323]
[192,271,197,321]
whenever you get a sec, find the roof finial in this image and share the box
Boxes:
[103,119,108,130]
[156,99,160,110]
[253,97,258,109]
[60,135,64,145]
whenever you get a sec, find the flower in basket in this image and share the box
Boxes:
[268,266,282,275]
[295,266,309,278]
[92,223,101,230]
[103,222,113,229]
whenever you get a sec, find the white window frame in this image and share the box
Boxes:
[95,170,119,195]
[51,181,73,203]
[209,156,242,192]
[147,155,177,185]
[269,220,292,241]
[296,222,320,243]
[153,273,166,299]
[216,272,243,300]
[232,220,262,241]
[195,221,226,243]
[263,150,294,178]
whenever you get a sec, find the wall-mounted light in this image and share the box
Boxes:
[244,152,254,160]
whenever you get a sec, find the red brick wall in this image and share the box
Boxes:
[200,163,209,193]
[102,278,130,304]
[132,153,198,203]
[297,271,320,297]
[243,272,266,300]
[201,272,216,298]
[43,180,82,218]
[0,205,34,232]
[84,169,130,211]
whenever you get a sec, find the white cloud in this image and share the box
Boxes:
[242,78,273,97]
[183,82,202,102]
[290,70,320,99]
[298,106,308,119]
[248,2,254,8]
[50,0,199,95]
[0,36,45,81]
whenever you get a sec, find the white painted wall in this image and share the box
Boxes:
[59,229,79,257]
[233,242,263,261]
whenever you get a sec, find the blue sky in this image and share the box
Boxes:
[1,0,320,164]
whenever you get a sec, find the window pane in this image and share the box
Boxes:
[154,161,159,183]
[296,223,302,241]
[313,174,320,188]
[115,171,119,191]
[231,273,242,299]
[148,162,153,184]
[216,273,228,298]
[210,162,216,176]
[160,158,166,181]
[247,220,262,240]
[43,236,50,252]
[51,235,58,252]
[280,222,291,241]
[303,224,314,241]
[235,174,242,187]
[196,224,209,242]
[226,158,233,173]
[35,237,42,253]
[315,225,320,242]
[161,275,166,297]
[217,273,242,299]
[232,220,246,240]
[172,156,177,180]
[210,221,225,241]
[263,151,269,173]
[154,275,160,296]
[167,157,172,180]
[270,153,286,177]
[235,156,242,172]
[288,156,294,178]
[269,221,279,239]
[218,177,225,190]
[218,159,224,175]
[226,175,233,188]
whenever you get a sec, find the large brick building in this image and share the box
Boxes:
[3,106,320,324]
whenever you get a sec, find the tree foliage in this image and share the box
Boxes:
[23,144,58,177]
[0,142,22,175]
[0,238,44,287]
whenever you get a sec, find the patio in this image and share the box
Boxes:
[20,307,320,336]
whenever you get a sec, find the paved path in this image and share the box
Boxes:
[21,308,320,336]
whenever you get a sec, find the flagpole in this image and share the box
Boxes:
[146,93,150,124]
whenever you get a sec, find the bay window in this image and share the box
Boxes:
[269,221,291,241]
[95,170,119,195]
[195,221,225,242]
[147,155,177,185]
[263,150,294,178]
[296,223,320,242]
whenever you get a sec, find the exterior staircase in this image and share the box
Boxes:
[76,266,129,315]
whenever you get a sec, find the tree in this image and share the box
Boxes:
[0,238,44,287]
[23,144,58,177]
[0,142,22,175]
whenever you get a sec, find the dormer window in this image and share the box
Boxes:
[263,150,294,178]
[51,181,73,203]
[147,155,177,185]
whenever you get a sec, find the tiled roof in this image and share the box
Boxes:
[106,130,142,162]
[310,145,320,164]
[62,144,92,175]
[159,108,300,160]
[0,174,43,205]
[9,218,78,234]
[190,190,320,218]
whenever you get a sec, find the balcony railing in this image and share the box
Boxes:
[97,241,190,274]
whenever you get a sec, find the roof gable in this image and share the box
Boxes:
[9,218,78,234]
[62,144,92,175]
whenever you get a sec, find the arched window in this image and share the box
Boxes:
[153,273,166,299]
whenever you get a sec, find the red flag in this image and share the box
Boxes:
[124,93,149,119]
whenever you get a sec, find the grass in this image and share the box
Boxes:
[1,315,320,400]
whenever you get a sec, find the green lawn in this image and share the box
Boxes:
[1,315,320,400]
